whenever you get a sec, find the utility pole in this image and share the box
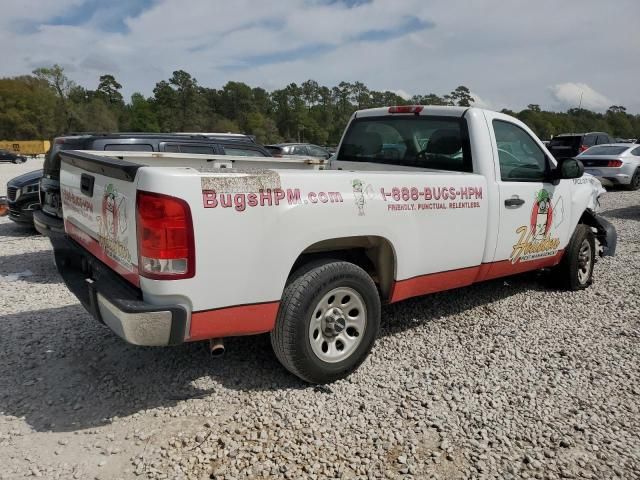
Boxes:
[578,91,583,110]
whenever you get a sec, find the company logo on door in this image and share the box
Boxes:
[510,189,561,264]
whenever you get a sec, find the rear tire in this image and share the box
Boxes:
[553,224,595,290]
[626,168,640,191]
[271,260,380,384]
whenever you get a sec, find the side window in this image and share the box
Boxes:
[223,147,265,157]
[164,144,180,153]
[584,135,597,147]
[291,145,308,155]
[308,145,329,157]
[104,144,153,152]
[631,147,640,156]
[596,135,609,145]
[493,120,548,182]
[179,144,215,155]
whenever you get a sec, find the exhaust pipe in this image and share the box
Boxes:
[209,338,225,357]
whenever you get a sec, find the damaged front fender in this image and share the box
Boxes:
[581,209,617,256]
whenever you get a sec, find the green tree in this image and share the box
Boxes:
[0,76,57,139]
[96,74,124,106]
[449,85,474,107]
[169,70,201,131]
[32,64,75,132]
[128,93,159,132]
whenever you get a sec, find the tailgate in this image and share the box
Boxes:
[59,151,141,286]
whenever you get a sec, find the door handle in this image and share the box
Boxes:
[505,196,525,207]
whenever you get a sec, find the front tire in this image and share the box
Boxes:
[553,224,595,290]
[271,260,380,384]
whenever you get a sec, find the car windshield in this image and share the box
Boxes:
[580,145,629,156]
[338,116,470,172]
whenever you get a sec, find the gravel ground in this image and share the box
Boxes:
[1,160,639,479]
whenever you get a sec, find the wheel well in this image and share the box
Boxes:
[289,236,396,301]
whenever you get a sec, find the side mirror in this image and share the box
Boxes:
[556,157,584,180]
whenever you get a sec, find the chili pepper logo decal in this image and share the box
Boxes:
[530,189,553,239]
[510,189,561,264]
[352,179,375,216]
[97,183,131,267]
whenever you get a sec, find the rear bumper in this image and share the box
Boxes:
[584,166,634,185]
[51,235,187,346]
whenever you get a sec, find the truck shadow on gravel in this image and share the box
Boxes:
[0,250,60,283]
[602,205,640,221]
[0,272,549,433]
[0,304,298,433]
[0,220,38,237]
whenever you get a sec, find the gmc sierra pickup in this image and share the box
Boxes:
[52,106,616,383]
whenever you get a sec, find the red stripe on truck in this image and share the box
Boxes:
[389,251,564,303]
[189,251,564,339]
[189,301,280,341]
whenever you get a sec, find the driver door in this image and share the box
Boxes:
[487,115,572,273]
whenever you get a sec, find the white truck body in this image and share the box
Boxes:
[54,106,616,383]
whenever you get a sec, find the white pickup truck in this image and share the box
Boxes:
[53,106,616,384]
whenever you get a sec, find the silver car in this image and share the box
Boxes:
[578,144,640,190]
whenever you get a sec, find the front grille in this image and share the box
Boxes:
[9,205,21,218]
[7,186,18,202]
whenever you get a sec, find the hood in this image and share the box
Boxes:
[7,169,43,187]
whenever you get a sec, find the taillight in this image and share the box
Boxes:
[388,105,424,114]
[579,145,589,153]
[136,191,194,280]
[606,160,623,167]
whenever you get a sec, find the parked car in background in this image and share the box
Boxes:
[6,169,42,226]
[265,143,333,159]
[0,149,28,164]
[34,133,272,236]
[578,144,640,190]
[548,132,613,159]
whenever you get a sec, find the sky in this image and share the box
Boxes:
[1,0,639,113]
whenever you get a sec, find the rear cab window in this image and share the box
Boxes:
[549,136,580,148]
[164,144,216,154]
[581,146,629,156]
[222,146,266,157]
[337,115,472,172]
[104,144,153,152]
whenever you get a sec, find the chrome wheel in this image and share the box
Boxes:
[308,287,367,363]
[577,239,592,285]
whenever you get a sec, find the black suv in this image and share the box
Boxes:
[34,133,271,236]
[548,132,613,159]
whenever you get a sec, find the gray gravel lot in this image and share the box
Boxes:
[1,160,639,479]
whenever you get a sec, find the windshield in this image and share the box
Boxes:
[338,116,471,172]
[580,145,629,156]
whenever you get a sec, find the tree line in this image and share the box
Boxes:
[1,64,638,145]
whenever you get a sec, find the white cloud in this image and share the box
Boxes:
[549,83,613,112]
